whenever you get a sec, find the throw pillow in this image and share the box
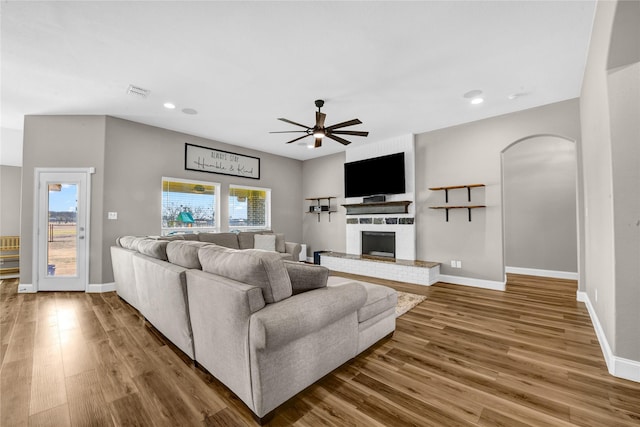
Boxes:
[284,261,329,295]
[254,234,276,252]
[238,232,258,249]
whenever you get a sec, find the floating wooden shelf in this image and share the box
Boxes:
[306,197,336,222]
[429,184,485,202]
[342,201,412,215]
[430,205,486,222]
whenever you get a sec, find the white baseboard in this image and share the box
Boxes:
[438,274,506,291]
[87,282,116,293]
[17,282,116,294]
[578,291,640,383]
[506,266,578,280]
[17,283,35,293]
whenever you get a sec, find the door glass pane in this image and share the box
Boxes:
[47,183,77,277]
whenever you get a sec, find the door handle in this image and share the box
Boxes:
[79,236,85,240]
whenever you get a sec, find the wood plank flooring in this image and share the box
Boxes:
[1,274,639,426]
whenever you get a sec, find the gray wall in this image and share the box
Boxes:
[415,99,581,283]
[0,165,22,236]
[102,117,302,282]
[20,115,303,285]
[503,136,577,273]
[301,152,346,259]
[580,0,639,361]
[20,116,107,285]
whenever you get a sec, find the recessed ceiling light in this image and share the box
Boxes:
[182,108,198,115]
[463,89,483,99]
[470,97,484,105]
[164,102,176,109]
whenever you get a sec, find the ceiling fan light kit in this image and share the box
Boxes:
[270,99,369,148]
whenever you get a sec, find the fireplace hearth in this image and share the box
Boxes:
[361,231,395,258]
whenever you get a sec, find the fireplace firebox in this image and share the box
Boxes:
[361,231,395,258]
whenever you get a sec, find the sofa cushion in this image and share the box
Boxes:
[254,234,276,251]
[198,232,240,249]
[158,234,186,241]
[198,245,293,303]
[327,277,397,323]
[136,239,169,261]
[166,240,212,269]
[355,282,397,323]
[118,235,141,250]
[178,233,199,241]
[274,233,285,253]
[237,232,258,250]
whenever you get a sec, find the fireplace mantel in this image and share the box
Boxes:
[342,200,412,215]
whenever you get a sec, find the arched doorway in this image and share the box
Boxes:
[501,135,578,279]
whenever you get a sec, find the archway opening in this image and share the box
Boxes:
[502,135,578,280]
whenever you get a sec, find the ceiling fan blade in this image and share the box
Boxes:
[314,137,322,148]
[278,118,311,129]
[325,134,352,146]
[269,130,308,134]
[330,130,369,137]
[285,134,311,144]
[325,118,362,131]
[316,112,326,128]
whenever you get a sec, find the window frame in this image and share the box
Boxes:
[161,176,221,235]
[228,184,272,231]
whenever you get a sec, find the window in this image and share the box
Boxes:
[228,185,271,230]
[161,177,220,235]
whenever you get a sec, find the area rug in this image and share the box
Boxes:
[395,291,427,317]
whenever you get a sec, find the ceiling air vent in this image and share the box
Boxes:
[126,85,150,98]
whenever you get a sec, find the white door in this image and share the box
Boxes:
[36,170,90,291]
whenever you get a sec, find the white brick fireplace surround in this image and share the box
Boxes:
[320,134,441,286]
[321,252,440,286]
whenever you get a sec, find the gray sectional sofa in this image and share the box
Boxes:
[110,232,397,423]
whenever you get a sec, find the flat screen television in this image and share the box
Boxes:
[344,152,406,197]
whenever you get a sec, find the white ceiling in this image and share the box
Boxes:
[1,1,596,163]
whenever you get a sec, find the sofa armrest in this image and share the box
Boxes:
[284,261,329,295]
[284,241,301,260]
[186,269,266,409]
[250,282,366,350]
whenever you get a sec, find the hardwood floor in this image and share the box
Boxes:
[1,274,639,426]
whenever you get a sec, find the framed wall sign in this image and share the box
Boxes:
[185,143,260,180]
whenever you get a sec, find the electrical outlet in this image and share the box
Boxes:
[108,212,118,220]
[450,260,456,268]
[456,260,462,268]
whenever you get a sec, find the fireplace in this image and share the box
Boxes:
[361,231,395,258]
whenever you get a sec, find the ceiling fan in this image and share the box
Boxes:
[270,100,369,148]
